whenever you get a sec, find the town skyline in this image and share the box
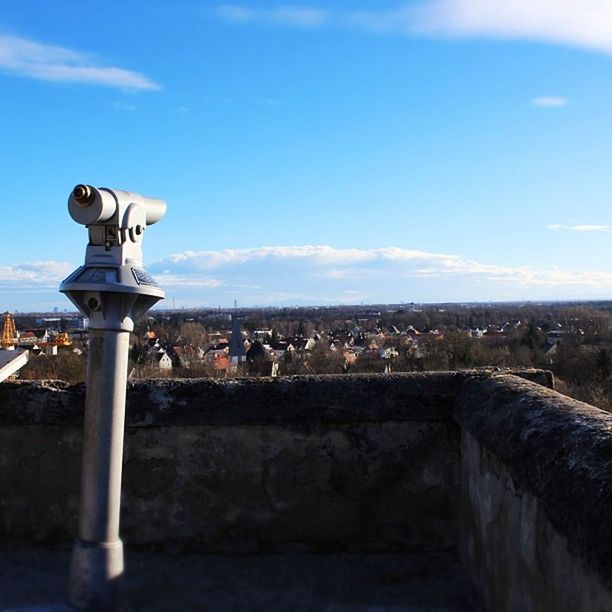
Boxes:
[1,1,611,310]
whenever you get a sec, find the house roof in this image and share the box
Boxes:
[24,329,47,339]
[0,349,29,383]
[246,341,273,362]
[211,354,231,370]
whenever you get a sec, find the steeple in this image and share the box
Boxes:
[229,315,246,364]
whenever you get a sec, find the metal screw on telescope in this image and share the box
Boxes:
[60,184,166,610]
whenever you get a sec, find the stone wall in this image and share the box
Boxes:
[455,375,612,611]
[0,373,462,553]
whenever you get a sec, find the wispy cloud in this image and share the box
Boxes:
[216,2,612,55]
[111,101,137,112]
[163,246,455,269]
[157,273,223,289]
[217,5,330,28]
[257,97,283,107]
[0,34,161,90]
[411,0,612,55]
[548,224,610,232]
[0,261,74,288]
[152,245,612,296]
[531,96,568,108]
[3,249,612,309]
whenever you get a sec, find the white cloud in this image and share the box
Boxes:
[217,5,330,27]
[157,272,223,288]
[532,96,568,108]
[1,249,611,309]
[411,0,612,54]
[0,34,161,90]
[164,246,453,269]
[0,261,74,288]
[548,224,610,232]
[217,2,612,55]
[155,245,612,290]
[4,248,608,300]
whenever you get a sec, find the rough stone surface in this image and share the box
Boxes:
[0,425,81,545]
[0,374,463,552]
[0,372,464,426]
[120,422,459,552]
[460,430,611,612]
[0,421,457,550]
[0,380,82,425]
[0,370,552,427]
[455,374,612,592]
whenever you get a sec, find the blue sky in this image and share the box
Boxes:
[1,1,611,311]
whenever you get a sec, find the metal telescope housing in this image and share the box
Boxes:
[68,184,166,228]
[61,184,166,331]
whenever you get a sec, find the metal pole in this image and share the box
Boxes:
[69,329,130,610]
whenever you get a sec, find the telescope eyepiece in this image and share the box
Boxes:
[73,184,95,207]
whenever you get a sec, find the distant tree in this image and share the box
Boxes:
[523,321,542,351]
[553,344,596,386]
[20,351,85,384]
[20,357,52,381]
[54,352,86,384]
[439,331,474,370]
[246,341,274,376]
[178,322,208,348]
[506,345,533,368]
[594,348,611,384]
[130,342,151,366]
[306,343,344,374]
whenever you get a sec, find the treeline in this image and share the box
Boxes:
[17,301,612,413]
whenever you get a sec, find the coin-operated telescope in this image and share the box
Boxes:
[60,185,166,611]
[61,184,166,328]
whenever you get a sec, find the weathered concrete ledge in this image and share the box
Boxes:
[0,369,550,427]
[455,375,612,585]
[0,373,464,426]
